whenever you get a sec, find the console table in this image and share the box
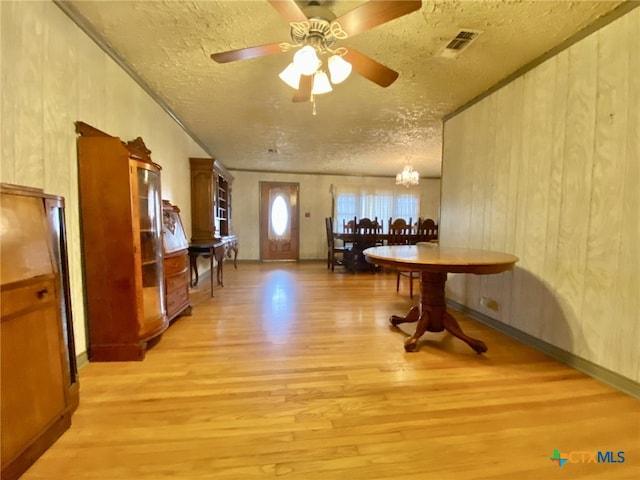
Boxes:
[188,235,238,296]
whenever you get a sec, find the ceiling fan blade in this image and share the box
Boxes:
[268,0,308,23]
[292,75,313,103]
[211,43,284,63]
[342,49,399,87]
[335,0,422,38]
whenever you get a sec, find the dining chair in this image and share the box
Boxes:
[344,217,379,273]
[325,217,345,271]
[340,217,356,248]
[387,218,416,298]
[416,217,438,243]
[394,218,438,296]
[357,217,384,245]
[387,217,412,246]
[342,218,355,233]
[373,218,384,245]
[356,216,374,228]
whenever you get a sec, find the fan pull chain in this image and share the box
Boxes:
[312,95,317,115]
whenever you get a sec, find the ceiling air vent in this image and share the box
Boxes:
[439,29,483,59]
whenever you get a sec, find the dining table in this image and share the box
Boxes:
[333,231,388,244]
[364,244,519,353]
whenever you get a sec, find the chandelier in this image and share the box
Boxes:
[396,165,420,187]
[278,13,353,100]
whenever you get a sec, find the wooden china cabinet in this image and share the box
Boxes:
[189,157,238,290]
[76,122,167,361]
[1,183,79,480]
[162,200,192,321]
[189,157,234,241]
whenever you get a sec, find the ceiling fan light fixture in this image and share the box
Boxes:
[293,45,321,75]
[279,63,302,89]
[311,71,333,95]
[212,0,424,105]
[328,55,352,84]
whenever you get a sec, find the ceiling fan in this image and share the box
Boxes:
[211,0,422,103]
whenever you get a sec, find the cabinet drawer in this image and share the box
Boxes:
[166,271,188,292]
[166,285,188,310]
[1,277,57,319]
[164,254,188,276]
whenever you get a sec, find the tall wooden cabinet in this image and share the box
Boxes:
[189,158,238,285]
[189,157,234,242]
[1,183,79,480]
[76,121,167,361]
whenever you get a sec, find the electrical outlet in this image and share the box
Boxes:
[480,296,499,311]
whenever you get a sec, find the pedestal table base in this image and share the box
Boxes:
[390,272,488,354]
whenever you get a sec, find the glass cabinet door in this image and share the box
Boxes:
[44,197,79,400]
[132,161,165,327]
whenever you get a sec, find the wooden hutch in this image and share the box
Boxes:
[189,157,238,293]
[76,122,168,361]
[1,183,79,480]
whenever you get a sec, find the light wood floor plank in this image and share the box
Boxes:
[21,262,639,480]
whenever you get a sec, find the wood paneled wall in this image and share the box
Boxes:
[441,9,639,382]
[0,1,208,357]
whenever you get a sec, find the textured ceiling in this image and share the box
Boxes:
[58,0,626,178]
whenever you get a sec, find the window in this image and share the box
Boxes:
[332,184,421,231]
[270,194,289,236]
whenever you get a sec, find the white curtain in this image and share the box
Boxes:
[332,184,420,232]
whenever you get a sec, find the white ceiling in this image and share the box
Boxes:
[58,0,627,178]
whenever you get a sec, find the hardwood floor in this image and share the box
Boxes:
[22,262,639,479]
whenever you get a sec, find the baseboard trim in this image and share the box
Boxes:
[447,300,640,399]
[76,351,89,370]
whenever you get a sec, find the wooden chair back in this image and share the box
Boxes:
[325,217,335,249]
[342,218,355,233]
[357,217,384,245]
[325,217,344,270]
[356,217,376,229]
[416,218,438,242]
[387,217,413,245]
[353,217,379,249]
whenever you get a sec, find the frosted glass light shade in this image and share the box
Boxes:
[293,46,320,76]
[279,63,301,89]
[328,55,352,84]
[311,71,333,95]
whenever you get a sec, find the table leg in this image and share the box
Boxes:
[214,244,225,287]
[389,271,487,354]
[189,253,199,287]
[209,247,214,298]
[442,311,487,354]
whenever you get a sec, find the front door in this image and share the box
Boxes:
[260,182,299,261]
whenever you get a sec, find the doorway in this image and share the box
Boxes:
[259,182,299,261]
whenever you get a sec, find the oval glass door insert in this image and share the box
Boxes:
[271,194,288,236]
